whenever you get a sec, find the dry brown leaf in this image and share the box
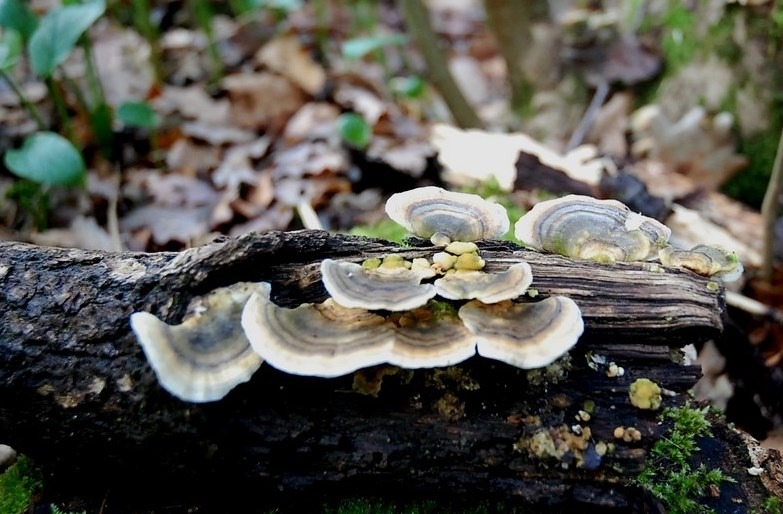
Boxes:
[283,102,340,144]
[366,136,434,177]
[155,86,231,125]
[228,204,294,237]
[273,141,349,179]
[256,35,326,96]
[145,173,219,208]
[30,216,115,251]
[120,205,213,245]
[275,176,351,207]
[587,92,631,157]
[631,105,747,190]
[165,139,221,174]
[182,122,256,146]
[211,138,271,189]
[223,72,307,130]
[333,83,386,125]
[92,23,155,107]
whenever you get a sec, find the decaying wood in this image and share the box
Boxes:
[0,231,740,511]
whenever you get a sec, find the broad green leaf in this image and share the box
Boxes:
[0,0,38,41]
[337,113,371,149]
[341,34,408,60]
[28,0,106,78]
[4,132,86,185]
[0,27,21,70]
[117,101,159,129]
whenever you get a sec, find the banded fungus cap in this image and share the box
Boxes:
[388,306,476,368]
[658,244,743,282]
[129,282,265,403]
[320,258,436,311]
[514,195,671,263]
[385,186,510,245]
[458,296,584,369]
[241,282,394,377]
[434,262,534,304]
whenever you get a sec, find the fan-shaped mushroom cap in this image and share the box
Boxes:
[385,186,510,244]
[321,259,436,311]
[514,195,671,263]
[458,296,584,369]
[242,283,394,377]
[658,244,743,282]
[388,307,475,368]
[129,282,265,403]
[434,262,534,304]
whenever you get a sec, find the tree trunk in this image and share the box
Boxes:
[0,231,738,511]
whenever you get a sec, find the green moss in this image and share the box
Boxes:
[638,406,735,514]
[755,496,783,514]
[348,219,408,244]
[722,126,781,208]
[0,456,42,514]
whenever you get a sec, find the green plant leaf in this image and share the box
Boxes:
[341,33,407,60]
[28,0,106,78]
[391,75,425,99]
[0,0,38,41]
[337,113,372,149]
[117,100,159,129]
[0,27,21,70]
[4,132,86,185]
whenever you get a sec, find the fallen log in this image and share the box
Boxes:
[0,231,740,511]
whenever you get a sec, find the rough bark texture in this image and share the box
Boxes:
[0,231,744,512]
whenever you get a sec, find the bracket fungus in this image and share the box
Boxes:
[658,244,743,282]
[458,296,584,369]
[129,282,266,402]
[241,283,393,377]
[320,258,436,311]
[514,195,671,263]
[434,262,534,304]
[385,186,510,245]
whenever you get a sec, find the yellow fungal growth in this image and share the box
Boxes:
[595,441,608,456]
[433,392,465,421]
[411,258,431,273]
[516,424,597,468]
[352,366,401,397]
[362,257,382,269]
[380,254,410,270]
[454,252,486,271]
[622,427,642,442]
[629,378,662,410]
[445,241,479,255]
[432,252,458,273]
[613,426,625,439]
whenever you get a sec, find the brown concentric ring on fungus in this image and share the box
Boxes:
[320,258,436,311]
[433,262,534,304]
[241,283,393,377]
[385,186,510,245]
[129,282,265,403]
[458,296,584,369]
[388,307,476,368]
[514,195,671,263]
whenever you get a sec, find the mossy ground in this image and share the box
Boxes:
[637,406,735,514]
[0,456,42,514]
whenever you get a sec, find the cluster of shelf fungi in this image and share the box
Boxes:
[0,186,755,511]
[130,186,741,404]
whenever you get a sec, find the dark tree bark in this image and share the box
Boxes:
[0,231,745,512]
